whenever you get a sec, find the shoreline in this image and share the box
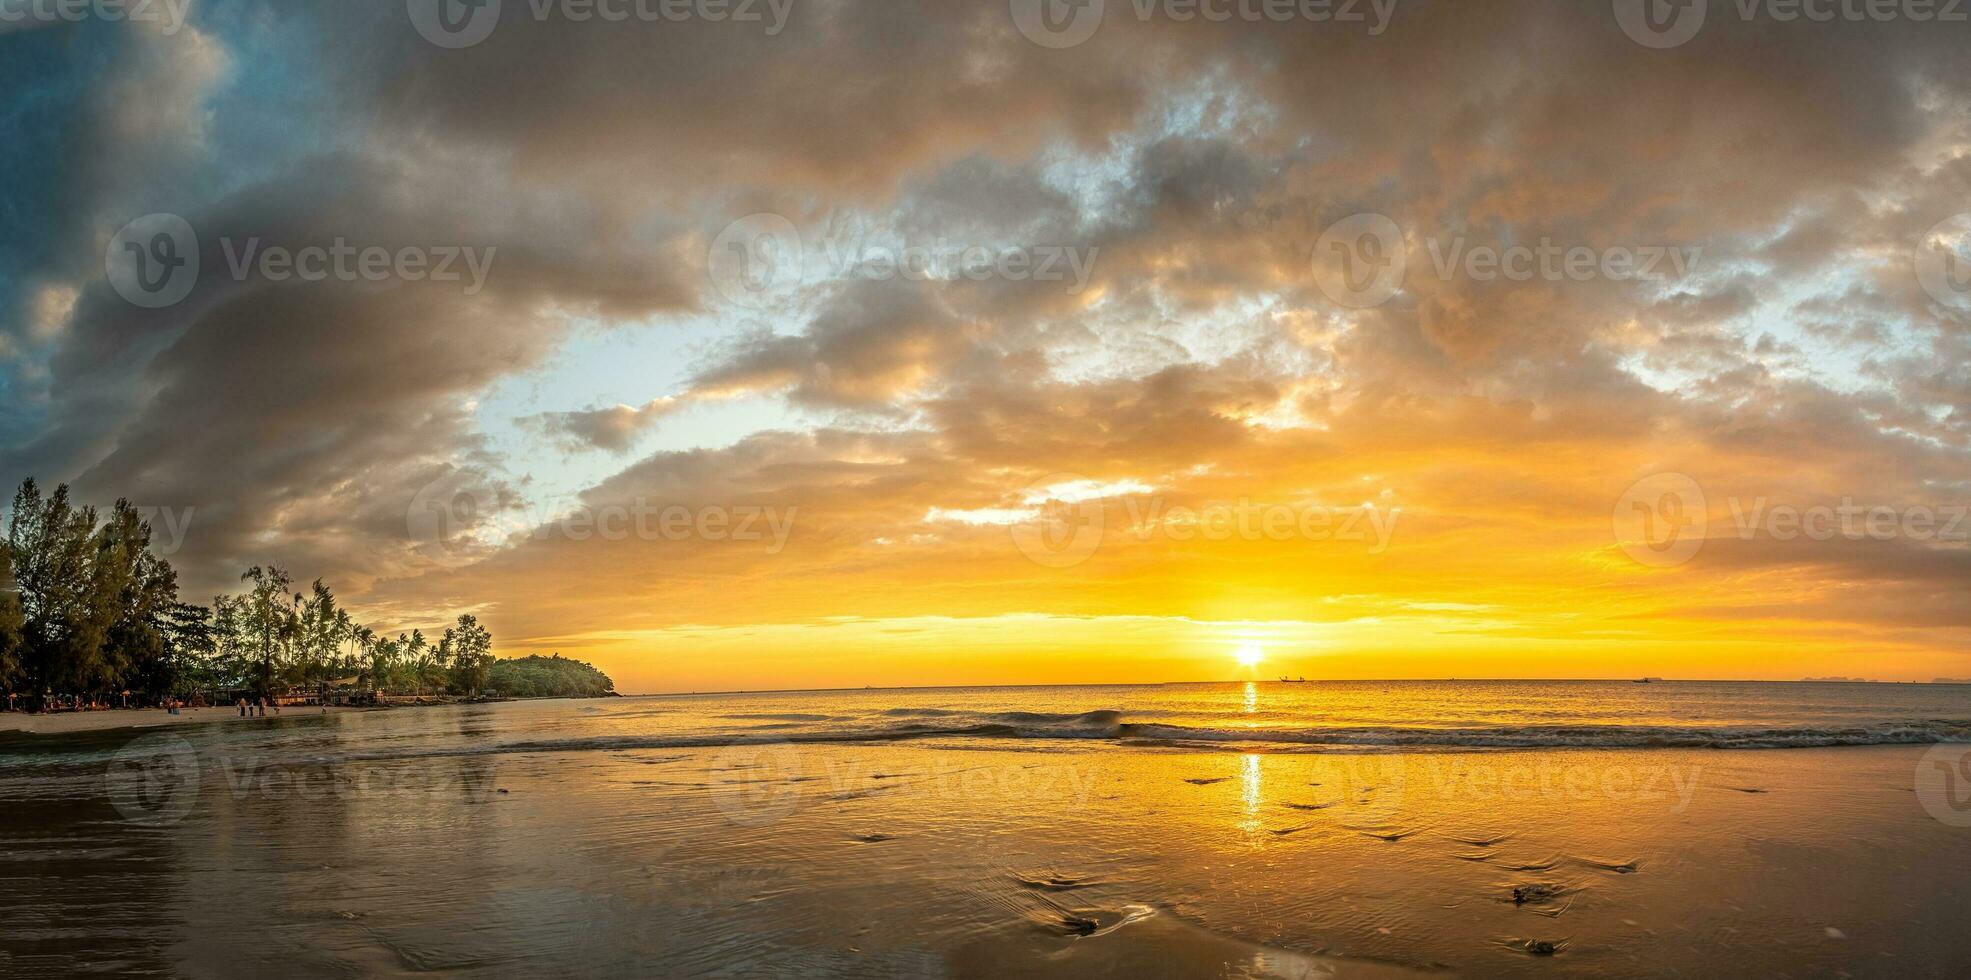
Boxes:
[0,704,363,736]
[0,694,616,737]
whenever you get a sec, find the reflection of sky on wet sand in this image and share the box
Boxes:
[7,701,1971,977]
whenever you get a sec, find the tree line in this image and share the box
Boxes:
[0,479,606,708]
[488,655,617,699]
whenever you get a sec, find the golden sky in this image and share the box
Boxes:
[5,3,1970,692]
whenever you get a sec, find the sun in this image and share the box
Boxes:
[1235,644,1264,668]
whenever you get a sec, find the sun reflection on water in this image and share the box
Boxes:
[1242,753,1262,818]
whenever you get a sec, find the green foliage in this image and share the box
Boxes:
[445,615,495,695]
[4,480,186,699]
[235,565,297,696]
[0,540,22,689]
[0,477,575,707]
[0,475,520,701]
[487,654,616,699]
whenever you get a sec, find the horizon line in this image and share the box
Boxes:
[615,676,1964,698]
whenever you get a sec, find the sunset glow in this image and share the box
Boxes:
[4,3,1969,698]
[11,5,1971,978]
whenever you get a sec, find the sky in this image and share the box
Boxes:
[3,0,1971,693]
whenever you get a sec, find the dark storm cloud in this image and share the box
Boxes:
[6,0,1971,660]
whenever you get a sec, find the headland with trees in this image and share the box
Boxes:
[0,479,615,712]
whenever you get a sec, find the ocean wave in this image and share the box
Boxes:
[324,714,1971,763]
[716,713,849,722]
[987,709,1122,728]
[1113,719,1971,749]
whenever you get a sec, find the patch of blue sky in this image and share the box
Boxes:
[471,307,812,504]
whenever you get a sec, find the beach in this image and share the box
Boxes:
[3,683,1969,977]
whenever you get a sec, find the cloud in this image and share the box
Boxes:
[520,397,685,454]
[9,1,1971,685]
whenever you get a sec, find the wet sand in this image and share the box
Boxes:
[3,696,1969,977]
[0,704,356,735]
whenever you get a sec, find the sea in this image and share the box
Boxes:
[5,680,1971,977]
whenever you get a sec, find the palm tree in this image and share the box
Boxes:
[351,625,378,691]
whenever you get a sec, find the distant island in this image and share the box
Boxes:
[1,478,613,712]
[490,655,617,699]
